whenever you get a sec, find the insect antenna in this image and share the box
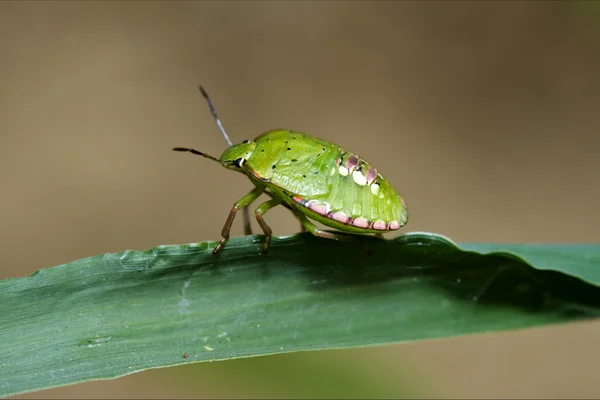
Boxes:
[198,85,233,147]
[172,147,220,163]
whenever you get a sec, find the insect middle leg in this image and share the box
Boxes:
[242,208,253,235]
[214,184,265,255]
[279,201,306,232]
[254,198,282,254]
[264,190,306,233]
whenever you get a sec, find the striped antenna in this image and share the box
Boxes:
[198,85,233,147]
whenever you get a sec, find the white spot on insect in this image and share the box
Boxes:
[204,345,214,351]
[217,331,228,338]
[338,166,349,176]
[371,183,380,196]
[352,170,367,186]
[330,167,336,176]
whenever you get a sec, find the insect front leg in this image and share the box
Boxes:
[214,184,265,255]
[254,198,283,254]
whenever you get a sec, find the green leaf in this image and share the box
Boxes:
[1,232,599,397]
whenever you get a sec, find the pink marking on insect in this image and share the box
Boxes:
[292,195,307,205]
[329,211,350,224]
[388,220,401,230]
[308,202,328,215]
[335,158,342,166]
[372,220,387,230]
[365,167,378,185]
[347,154,360,173]
[351,216,370,228]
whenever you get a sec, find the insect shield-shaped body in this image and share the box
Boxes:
[174,86,408,255]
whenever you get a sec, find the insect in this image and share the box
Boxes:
[173,85,408,255]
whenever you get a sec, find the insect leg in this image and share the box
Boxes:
[242,208,253,236]
[214,184,265,255]
[264,190,305,232]
[283,205,306,232]
[290,208,362,244]
[254,198,283,254]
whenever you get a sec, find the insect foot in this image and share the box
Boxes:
[262,235,272,255]
[213,239,228,255]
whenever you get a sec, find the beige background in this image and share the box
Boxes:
[1,1,599,398]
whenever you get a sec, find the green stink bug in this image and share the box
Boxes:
[174,86,408,255]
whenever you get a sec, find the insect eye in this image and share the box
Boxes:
[234,158,245,168]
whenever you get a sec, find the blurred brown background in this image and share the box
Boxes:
[1,1,599,398]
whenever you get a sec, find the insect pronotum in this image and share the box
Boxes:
[173,85,408,255]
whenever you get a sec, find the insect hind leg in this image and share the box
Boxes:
[291,209,361,243]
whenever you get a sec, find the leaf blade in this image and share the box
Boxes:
[1,232,599,397]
